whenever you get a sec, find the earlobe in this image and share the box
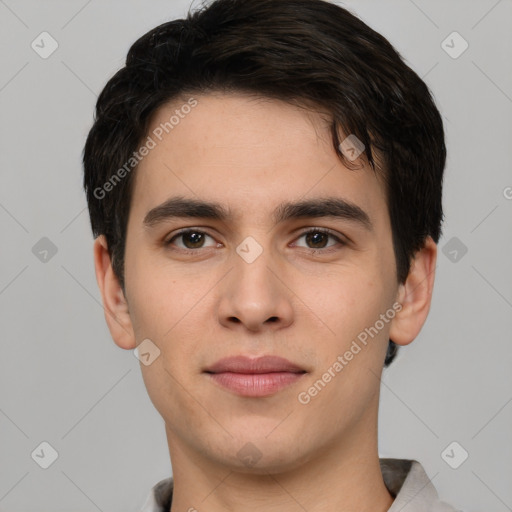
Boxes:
[389,236,437,347]
[93,235,136,350]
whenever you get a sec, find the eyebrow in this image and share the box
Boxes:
[143,196,373,231]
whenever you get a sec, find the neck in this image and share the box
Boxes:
[166,402,394,512]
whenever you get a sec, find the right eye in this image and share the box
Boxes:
[165,229,220,252]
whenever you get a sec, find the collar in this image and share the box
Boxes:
[139,458,458,512]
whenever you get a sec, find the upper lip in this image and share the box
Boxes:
[204,355,306,374]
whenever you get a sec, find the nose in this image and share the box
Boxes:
[216,247,294,333]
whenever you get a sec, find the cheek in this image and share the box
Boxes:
[140,358,215,445]
[302,268,397,399]
[129,265,209,426]
[304,269,388,341]
[125,247,189,337]
[125,254,216,375]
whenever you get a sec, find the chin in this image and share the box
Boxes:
[210,432,315,475]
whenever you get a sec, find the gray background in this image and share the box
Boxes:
[1,0,511,510]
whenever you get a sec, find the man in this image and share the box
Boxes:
[83,0,459,510]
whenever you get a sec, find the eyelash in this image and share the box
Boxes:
[165,228,346,254]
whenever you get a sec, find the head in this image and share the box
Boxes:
[84,0,444,472]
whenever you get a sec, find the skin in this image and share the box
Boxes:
[94,92,437,512]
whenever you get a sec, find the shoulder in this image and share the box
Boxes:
[139,477,174,512]
[381,458,461,512]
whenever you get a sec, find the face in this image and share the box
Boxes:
[121,92,403,473]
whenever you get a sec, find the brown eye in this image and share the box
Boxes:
[181,231,206,249]
[294,229,345,251]
[305,231,329,249]
[166,230,217,250]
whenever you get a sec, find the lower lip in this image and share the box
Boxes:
[207,371,305,397]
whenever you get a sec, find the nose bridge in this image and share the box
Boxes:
[233,236,279,304]
[217,235,293,330]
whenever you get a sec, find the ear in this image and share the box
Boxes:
[93,235,136,350]
[389,236,437,346]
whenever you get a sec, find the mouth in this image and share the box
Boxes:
[204,355,307,397]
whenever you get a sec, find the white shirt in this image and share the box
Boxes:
[139,458,460,512]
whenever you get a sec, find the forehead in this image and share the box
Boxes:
[130,92,388,227]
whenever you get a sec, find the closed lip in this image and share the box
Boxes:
[204,355,306,374]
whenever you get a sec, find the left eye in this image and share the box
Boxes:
[294,229,343,250]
